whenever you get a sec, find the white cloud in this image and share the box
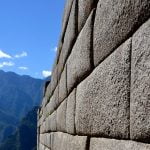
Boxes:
[0,61,14,68]
[51,47,57,52]
[18,66,28,70]
[15,51,27,58]
[54,47,57,52]
[0,50,12,59]
[42,70,52,78]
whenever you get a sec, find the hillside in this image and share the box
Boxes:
[0,107,38,150]
[0,70,44,143]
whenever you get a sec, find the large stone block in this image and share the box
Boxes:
[61,0,74,42]
[75,39,131,138]
[48,111,57,132]
[67,10,95,93]
[39,143,46,150]
[57,100,67,132]
[90,138,150,150]
[58,0,78,79]
[50,65,58,94]
[78,0,97,32]
[59,65,67,103]
[45,85,59,117]
[52,132,87,150]
[43,81,50,97]
[66,89,76,134]
[94,0,150,66]
[40,133,50,148]
[45,82,51,102]
[130,19,150,141]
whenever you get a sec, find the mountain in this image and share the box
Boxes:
[0,70,44,143]
[0,107,38,150]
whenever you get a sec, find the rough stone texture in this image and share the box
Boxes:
[43,81,50,97]
[39,143,46,150]
[45,85,59,118]
[90,138,150,150]
[45,111,57,132]
[56,100,67,132]
[58,0,78,80]
[61,0,74,42]
[130,19,150,141]
[66,89,76,134]
[45,82,51,102]
[50,65,58,95]
[94,0,150,66]
[78,0,97,32]
[52,132,87,150]
[59,65,67,103]
[67,10,95,93]
[38,0,150,149]
[75,39,131,138]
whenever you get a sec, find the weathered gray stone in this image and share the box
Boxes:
[130,19,150,141]
[45,133,51,148]
[66,89,76,134]
[40,121,46,134]
[45,85,59,117]
[90,138,150,150]
[75,39,131,138]
[58,0,78,79]
[47,111,57,132]
[52,132,87,150]
[78,0,97,32]
[40,134,51,150]
[59,65,67,103]
[57,100,67,132]
[38,114,45,127]
[45,82,51,101]
[49,132,54,149]
[40,134,45,145]
[50,65,58,94]
[39,143,45,150]
[67,10,95,93]
[43,81,50,97]
[94,0,150,66]
[61,0,74,42]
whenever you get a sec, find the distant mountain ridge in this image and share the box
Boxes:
[0,70,44,144]
[0,107,38,150]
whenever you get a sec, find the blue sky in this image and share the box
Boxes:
[0,0,65,79]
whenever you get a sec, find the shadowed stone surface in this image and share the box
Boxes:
[59,65,67,103]
[45,82,51,102]
[46,111,57,132]
[130,19,150,141]
[52,132,87,150]
[50,65,58,94]
[94,0,150,66]
[45,85,59,118]
[57,100,67,132]
[90,138,150,150]
[61,0,74,42]
[75,39,131,138]
[78,0,97,32]
[67,10,95,93]
[66,89,76,134]
[58,0,78,79]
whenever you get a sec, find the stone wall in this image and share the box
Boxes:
[37,0,150,149]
